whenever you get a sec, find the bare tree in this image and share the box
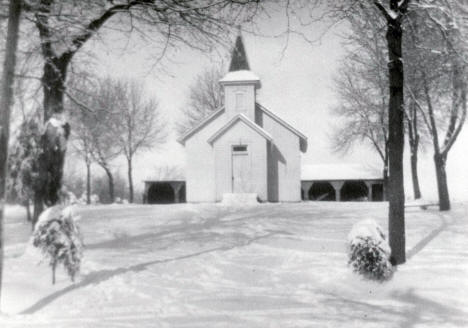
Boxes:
[403,8,424,201]
[332,2,430,202]
[296,0,410,264]
[328,0,466,231]
[405,2,467,211]
[0,0,22,309]
[72,129,93,205]
[67,73,98,205]
[109,79,167,203]
[178,62,225,136]
[369,0,410,265]
[404,99,422,200]
[69,108,94,205]
[16,0,263,219]
[331,15,389,193]
[87,79,123,204]
[90,128,120,204]
[68,76,123,204]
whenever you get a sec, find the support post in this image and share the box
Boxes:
[330,181,345,202]
[301,181,313,200]
[365,181,374,201]
[143,182,150,204]
[172,182,183,203]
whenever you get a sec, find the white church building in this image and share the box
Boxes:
[178,34,308,202]
[142,35,385,204]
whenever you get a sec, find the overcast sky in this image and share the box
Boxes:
[80,10,468,201]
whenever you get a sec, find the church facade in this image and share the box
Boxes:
[178,35,308,202]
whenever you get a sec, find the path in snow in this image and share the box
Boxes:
[1,202,467,327]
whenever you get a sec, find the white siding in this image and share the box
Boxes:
[224,84,256,121]
[260,111,302,202]
[212,120,268,201]
[185,113,227,202]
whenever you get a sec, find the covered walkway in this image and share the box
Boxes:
[301,164,385,202]
[143,180,186,204]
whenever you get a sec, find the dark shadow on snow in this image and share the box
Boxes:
[406,213,448,260]
[21,230,281,315]
[85,207,283,251]
[320,289,468,328]
[393,288,468,328]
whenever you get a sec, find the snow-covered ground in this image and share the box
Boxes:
[1,202,467,327]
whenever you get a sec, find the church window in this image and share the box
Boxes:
[232,145,248,152]
[235,92,245,112]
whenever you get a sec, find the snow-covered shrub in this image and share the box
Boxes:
[77,194,87,205]
[114,197,122,204]
[122,199,129,204]
[347,219,393,282]
[59,188,78,205]
[90,194,100,205]
[33,206,83,284]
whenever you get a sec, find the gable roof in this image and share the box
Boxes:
[229,34,250,72]
[256,103,308,152]
[207,114,273,145]
[178,107,225,145]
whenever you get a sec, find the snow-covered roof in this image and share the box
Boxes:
[144,172,186,182]
[207,114,273,144]
[144,163,382,183]
[178,107,225,145]
[301,164,382,181]
[219,70,260,85]
[256,103,308,153]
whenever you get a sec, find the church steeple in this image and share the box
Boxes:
[220,30,260,122]
[228,32,250,72]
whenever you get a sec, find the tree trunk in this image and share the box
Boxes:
[103,167,115,203]
[32,115,69,223]
[382,166,389,201]
[434,153,450,211]
[0,0,22,305]
[410,151,422,199]
[52,261,56,285]
[30,50,71,223]
[37,59,70,200]
[407,101,422,200]
[42,57,69,121]
[127,157,134,203]
[385,16,406,265]
[32,193,44,229]
[86,162,91,205]
[25,199,32,222]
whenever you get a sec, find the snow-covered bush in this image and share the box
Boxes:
[90,194,100,205]
[7,119,41,221]
[59,188,78,205]
[33,206,83,284]
[347,219,393,282]
[77,194,87,205]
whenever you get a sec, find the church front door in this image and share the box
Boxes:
[231,145,250,193]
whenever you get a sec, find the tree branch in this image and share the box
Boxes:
[374,1,394,23]
[441,88,467,156]
[61,0,155,63]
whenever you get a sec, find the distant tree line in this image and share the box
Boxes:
[68,76,167,205]
[7,76,167,211]
[330,1,466,214]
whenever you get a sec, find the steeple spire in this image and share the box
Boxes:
[228,31,250,72]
